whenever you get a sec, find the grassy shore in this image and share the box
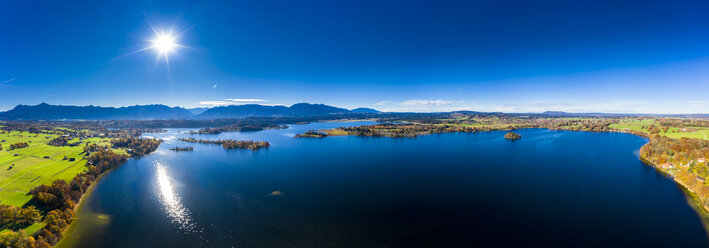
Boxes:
[53,164,115,248]
[0,132,115,205]
[0,130,119,235]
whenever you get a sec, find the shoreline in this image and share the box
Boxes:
[54,158,138,248]
[639,155,709,231]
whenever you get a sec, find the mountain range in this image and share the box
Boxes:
[0,103,380,120]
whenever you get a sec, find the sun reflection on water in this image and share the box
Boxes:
[155,162,196,232]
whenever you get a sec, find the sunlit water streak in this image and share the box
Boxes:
[155,162,197,232]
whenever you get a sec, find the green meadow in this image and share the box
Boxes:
[0,130,116,234]
[609,118,709,140]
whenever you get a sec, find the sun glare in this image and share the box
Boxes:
[151,33,178,54]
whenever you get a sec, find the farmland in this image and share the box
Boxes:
[610,118,709,140]
[0,129,120,236]
[0,131,115,207]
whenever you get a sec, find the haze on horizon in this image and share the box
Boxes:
[1,0,708,114]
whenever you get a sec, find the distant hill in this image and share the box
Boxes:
[0,103,380,120]
[196,104,289,119]
[287,103,350,116]
[187,107,210,115]
[350,108,380,113]
[0,103,193,120]
[120,105,194,119]
[196,103,353,119]
[2,103,706,120]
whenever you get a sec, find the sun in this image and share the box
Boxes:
[150,33,178,54]
[117,25,188,69]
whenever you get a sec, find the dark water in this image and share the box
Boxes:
[60,123,708,248]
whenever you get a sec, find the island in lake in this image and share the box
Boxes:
[504,132,522,140]
[169,146,194,151]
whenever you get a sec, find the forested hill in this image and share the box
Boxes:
[195,103,357,119]
[0,103,194,120]
[0,103,381,120]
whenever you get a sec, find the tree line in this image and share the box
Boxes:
[8,142,29,150]
[47,137,69,147]
[27,145,129,246]
[110,137,162,156]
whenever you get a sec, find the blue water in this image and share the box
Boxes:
[60,123,708,247]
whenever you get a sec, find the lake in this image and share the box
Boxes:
[59,122,708,247]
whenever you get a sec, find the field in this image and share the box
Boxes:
[610,118,709,140]
[0,130,117,234]
[608,118,655,132]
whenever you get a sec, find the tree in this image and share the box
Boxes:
[0,230,35,248]
[34,237,52,248]
[19,206,41,224]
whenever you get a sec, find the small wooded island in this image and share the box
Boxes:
[169,146,194,151]
[178,138,270,150]
[504,132,522,140]
[294,130,329,138]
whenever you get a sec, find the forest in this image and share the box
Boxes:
[641,136,709,208]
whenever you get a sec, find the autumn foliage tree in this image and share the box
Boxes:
[0,230,35,248]
[29,146,129,246]
[8,142,29,150]
[641,135,709,206]
[0,205,41,225]
[110,137,162,156]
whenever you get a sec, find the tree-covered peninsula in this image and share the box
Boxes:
[178,138,270,150]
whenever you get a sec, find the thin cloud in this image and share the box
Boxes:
[224,98,267,102]
[373,101,391,106]
[379,99,466,112]
[200,98,270,107]
[0,78,16,84]
[199,101,234,106]
[0,78,24,90]
[483,99,649,113]
[401,99,457,106]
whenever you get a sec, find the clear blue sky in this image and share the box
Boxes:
[1,0,708,113]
